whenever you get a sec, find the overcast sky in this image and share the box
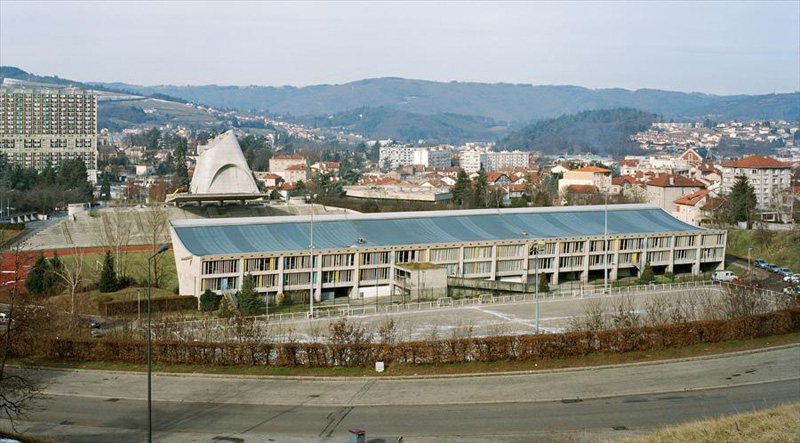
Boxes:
[1,1,798,95]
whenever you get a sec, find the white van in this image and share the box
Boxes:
[712,270,737,282]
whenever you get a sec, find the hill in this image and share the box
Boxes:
[98,77,799,123]
[296,107,511,144]
[1,67,229,131]
[499,108,658,156]
[682,93,800,121]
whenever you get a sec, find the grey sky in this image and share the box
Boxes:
[1,1,798,95]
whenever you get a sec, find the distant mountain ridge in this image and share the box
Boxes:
[96,77,799,123]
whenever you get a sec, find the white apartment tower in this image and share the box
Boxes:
[0,87,98,176]
[721,155,792,209]
[380,146,452,169]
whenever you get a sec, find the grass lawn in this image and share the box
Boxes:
[727,228,800,270]
[61,249,177,290]
[622,402,800,443]
[10,331,800,378]
[45,286,177,316]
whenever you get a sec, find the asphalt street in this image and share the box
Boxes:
[3,345,798,442]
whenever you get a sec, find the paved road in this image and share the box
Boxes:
[4,345,798,442]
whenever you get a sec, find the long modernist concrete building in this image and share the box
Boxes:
[169,204,726,301]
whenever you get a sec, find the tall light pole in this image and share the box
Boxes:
[309,205,315,317]
[604,187,609,294]
[534,242,539,334]
[748,247,752,272]
[147,243,169,443]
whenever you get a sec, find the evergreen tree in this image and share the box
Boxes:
[199,289,217,312]
[538,273,550,293]
[237,274,265,315]
[44,251,64,295]
[453,170,470,206]
[100,175,111,201]
[639,261,655,284]
[728,176,757,225]
[474,171,489,207]
[171,137,189,189]
[24,254,49,296]
[98,251,119,293]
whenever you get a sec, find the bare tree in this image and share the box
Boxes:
[136,206,170,288]
[0,243,42,426]
[95,208,134,280]
[55,246,85,315]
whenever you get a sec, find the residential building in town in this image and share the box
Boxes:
[646,173,706,212]
[721,155,792,210]
[0,86,98,178]
[170,204,726,302]
[379,146,453,169]
[673,188,711,226]
[558,166,612,194]
[482,150,530,171]
[269,154,307,178]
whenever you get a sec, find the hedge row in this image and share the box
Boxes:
[101,295,197,316]
[13,308,800,368]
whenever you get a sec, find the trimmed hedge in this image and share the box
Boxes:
[13,308,800,368]
[102,295,197,316]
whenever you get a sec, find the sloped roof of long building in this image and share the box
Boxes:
[170,204,702,257]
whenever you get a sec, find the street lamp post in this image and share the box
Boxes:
[534,243,539,334]
[748,247,752,272]
[146,244,169,443]
[604,189,609,294]
[309,205,315,317]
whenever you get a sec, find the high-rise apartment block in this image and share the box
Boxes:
[0,87,98,177]
[379,146,452,169]
[458,148,530,172]
[721,155,791,209]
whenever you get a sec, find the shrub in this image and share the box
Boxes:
[199,289,218,312]
[538,273,550,293]
[639,261,655,284]
[218,297,233,318]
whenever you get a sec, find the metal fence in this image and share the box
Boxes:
[172,280,731,329]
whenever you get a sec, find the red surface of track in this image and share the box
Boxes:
[0,244,172,286]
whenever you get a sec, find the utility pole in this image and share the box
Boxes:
[604,188,609,294]
[534,242,539,334]
[309,203,314,317]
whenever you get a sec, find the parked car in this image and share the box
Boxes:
[766,264,781,272]
[777,267,793,277]
[784,273,800,284]
[784,286,800,295]
[753,259,767,268]
[712,270,737,283]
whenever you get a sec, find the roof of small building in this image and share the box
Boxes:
[646,174,706,188]
[285,164,309,171]
[675,189,710,206]
[170,204,702,257]
[573,166,612,173]
[722,155,790,169]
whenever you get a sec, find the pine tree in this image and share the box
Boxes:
[453,170,470,206]
[639,261,655,284]
[237,274,265,315]
[24,254,49,296]
[728,176,757,225]
[538,273,550,293]
[100,175,111,201]
[44,251,64,295]
[98,251,119,293]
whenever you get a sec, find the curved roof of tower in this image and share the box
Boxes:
[189,131,260,195]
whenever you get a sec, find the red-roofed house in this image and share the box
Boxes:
[673,189,711,226]
[721,155,792,209]
[284,164,311,183]
[646,173,706,211]
[558,165,611,194]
